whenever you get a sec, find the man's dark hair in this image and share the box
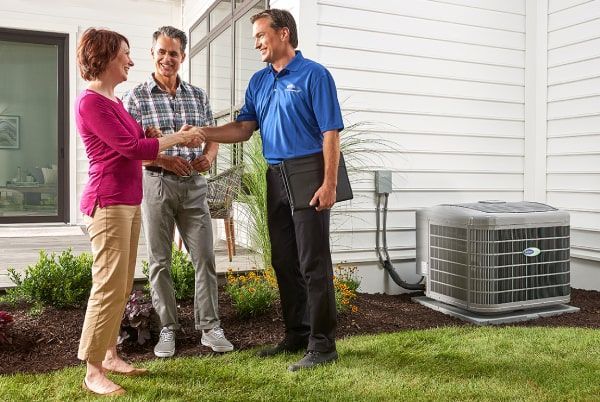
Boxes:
[250,9,298,48]
[153,26,187,54]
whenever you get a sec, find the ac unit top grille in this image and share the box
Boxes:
[444,201,557,214]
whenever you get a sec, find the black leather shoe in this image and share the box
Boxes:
[288,350,338,371]
[257,338,308,357]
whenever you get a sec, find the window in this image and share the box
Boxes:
[0,28,69,224]
[189,0,268,171]
[235,5,266,106]
[209,27,232,112]
[190,47,207,91]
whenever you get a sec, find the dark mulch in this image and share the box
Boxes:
[0,288,598,375]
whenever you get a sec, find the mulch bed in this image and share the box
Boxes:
[1,288,598,375]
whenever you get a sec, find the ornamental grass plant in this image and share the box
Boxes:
[235,132,271,269]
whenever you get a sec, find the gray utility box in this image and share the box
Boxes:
[416,201,571,313]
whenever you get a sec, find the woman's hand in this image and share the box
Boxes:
[177,125,205,147]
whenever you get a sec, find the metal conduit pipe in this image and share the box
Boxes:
[376,192,425,291]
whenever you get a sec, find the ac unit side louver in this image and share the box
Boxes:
[416,201,570,313]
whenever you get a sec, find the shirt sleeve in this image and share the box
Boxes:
[122,90,142,124]
[79,95,158,160]
[311,69,344,134]
[236,83,258,128]
[201,90,215,127]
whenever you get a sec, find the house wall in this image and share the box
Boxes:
[306,0,527,293]
[4,0,597,292]
[0,0,181,224]
[183,0,600,293]
[547,0,600,290]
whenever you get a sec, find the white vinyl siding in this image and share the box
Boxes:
[547,0,600,289]
[0,0,180,225]
[313,0,526,288]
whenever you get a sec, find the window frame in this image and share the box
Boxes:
[189,0,268,172]
[0,28,69,224]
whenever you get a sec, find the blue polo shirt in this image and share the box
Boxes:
[236,51,344,164]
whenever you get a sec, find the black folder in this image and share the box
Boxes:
[280,152,353,211]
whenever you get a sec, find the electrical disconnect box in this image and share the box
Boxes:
[375,170,392,194]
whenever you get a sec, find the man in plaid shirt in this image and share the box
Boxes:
[124,26,233,357]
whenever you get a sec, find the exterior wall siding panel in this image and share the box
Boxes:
[312,0,527,292]
[548,0,600,286]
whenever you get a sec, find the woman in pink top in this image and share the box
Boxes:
[75,28,203,396]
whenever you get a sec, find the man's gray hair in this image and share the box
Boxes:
[153,26,187,53]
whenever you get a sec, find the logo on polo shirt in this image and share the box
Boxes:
[285,83,302,93]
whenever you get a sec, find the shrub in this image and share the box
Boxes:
[119,290,153,345]
[0,311,14,345]
[334,264,361,314]
[6,249,93,309]
[225,268,278,317]
[142,244,195,301]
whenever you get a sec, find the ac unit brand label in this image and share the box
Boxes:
[523,247,541,257]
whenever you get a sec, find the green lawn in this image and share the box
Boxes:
[1,327,598,401]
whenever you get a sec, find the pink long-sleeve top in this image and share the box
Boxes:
[76,89,160,216]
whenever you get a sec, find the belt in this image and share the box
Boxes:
[144,166,200,177]
[267,163,281,171]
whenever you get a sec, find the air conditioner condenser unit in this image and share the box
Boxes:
[416,201,571,314]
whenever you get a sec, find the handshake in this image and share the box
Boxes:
[145,124,207,148]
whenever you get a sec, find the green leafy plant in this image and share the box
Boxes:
[6,249,93,309]
[0,311,14,345]
[225,268,278,317]
[334,264,361,314]
[142,244,195,301]
[119,290,153,345]
[236,133,271,269]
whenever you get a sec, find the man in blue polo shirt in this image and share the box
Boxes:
[202,8,343,371]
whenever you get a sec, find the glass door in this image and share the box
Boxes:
[0,29,68,223]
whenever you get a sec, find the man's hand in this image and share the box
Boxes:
[159,154,193,176]
[145,126,162,138]
[178,125,205,148]
[309,184,336,211]
[191,154,213,173]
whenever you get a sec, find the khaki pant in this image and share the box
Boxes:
[78,205,141,362]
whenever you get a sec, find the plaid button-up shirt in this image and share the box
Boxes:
[123,74,214,159]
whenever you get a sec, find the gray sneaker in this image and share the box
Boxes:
[201,327,234,352]
[154,327,176,358]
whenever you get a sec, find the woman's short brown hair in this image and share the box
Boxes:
[77,28,129,81]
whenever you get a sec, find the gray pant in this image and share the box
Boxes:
[142,170,219,331]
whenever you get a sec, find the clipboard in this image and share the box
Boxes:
[280,152,353,211]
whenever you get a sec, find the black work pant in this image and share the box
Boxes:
[266,165,337,353]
